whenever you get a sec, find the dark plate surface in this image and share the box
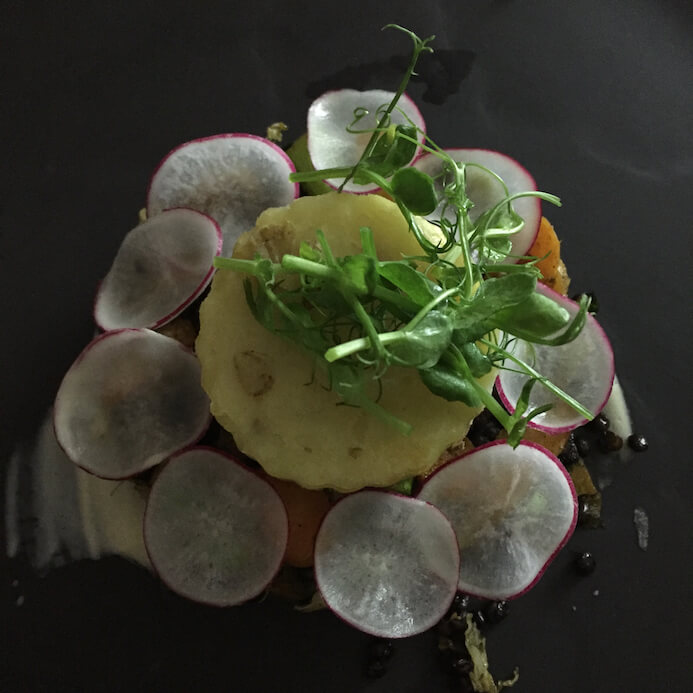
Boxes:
[2,1,691,691]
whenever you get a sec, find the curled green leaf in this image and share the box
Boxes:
[390,167,438,215]
[419,364,481,407]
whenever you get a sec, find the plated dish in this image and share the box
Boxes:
[4,6,688,692]
[6,26,645,693]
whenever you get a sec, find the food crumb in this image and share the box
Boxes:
[266,121,288,143]
[592,589,600,597]
[633,506,649,550]
[16,595,25,607]
[571,605,577,612]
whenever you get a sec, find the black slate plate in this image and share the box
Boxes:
[2,2,691,691]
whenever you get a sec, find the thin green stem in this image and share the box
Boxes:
[448,347,511,426]
[316,229,337,267]
[289,167,354,183]
[349,295,386,360]
[338,26,433,191]
[481,338,594,420]
[214,257,280,276]
[360,227,377,259]
[441,160,475,296]
[280,254,419,313]
[325,331,404,362]
[405,286,459,331]
[281,255,339,280]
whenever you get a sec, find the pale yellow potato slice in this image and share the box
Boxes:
[197,193,493,492]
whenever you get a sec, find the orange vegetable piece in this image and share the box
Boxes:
[527,217,570,296]
[264,476,331,568]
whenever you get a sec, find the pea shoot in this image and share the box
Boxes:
[215,25,594,443]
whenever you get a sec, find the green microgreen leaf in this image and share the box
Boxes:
[451,273,537,342]
[491,292,570,339]
[388,310,453,368]
[388,477,414,495]
[340,254,378,295]
[329,363,412,435]
[419,364,482,407]
[458,343,493,378]
[377,261,440,307]
[216,25,593,440]
[353,124,420,183]
[390,167,438,215]
[299,240,321,263]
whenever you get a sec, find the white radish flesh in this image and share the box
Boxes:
[54,329,210,479]
[496,283,615,432]
[313,490,460,638]
[418,441,577,600]
[147,134,299,254]
[307,89,425,194]
[94,208,222,331]
[144,447,288,607]
[413,148,541,261]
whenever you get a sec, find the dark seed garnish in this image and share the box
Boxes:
[574,551,597,576]
[448,592,470,618]
[598,430,623,453]
[627,434,649,452]
[589,413,610,432]
[483,600,510,624]
[577,493,602,528]
[559,434,580,466]
[467,410,503,447]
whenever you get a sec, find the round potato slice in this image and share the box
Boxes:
[196,193,494,491]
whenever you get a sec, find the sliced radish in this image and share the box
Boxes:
[94,208,222,331]
[496,283,615,432]
[313,490,459,638]
[144,447,288,607]
[147,134,299,254]
[307,89,425,194]
[418,441,577,600]
[54,329,210,480]
[413,149,541,261]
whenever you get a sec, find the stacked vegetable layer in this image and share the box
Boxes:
[51,25,616,641]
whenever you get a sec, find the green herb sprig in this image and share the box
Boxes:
[215,25,593,442]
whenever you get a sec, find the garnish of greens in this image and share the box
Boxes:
[214,25,592,444]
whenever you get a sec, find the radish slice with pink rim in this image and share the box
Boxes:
[147,134,299,254]
[307,89,425,194]
[144,447,288,607]
[413,149,541,261]
[496,283,615,433]
[54,329,211,480]
[94,208,222,331]
[313,490,460,638]
[418,441,577,600]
